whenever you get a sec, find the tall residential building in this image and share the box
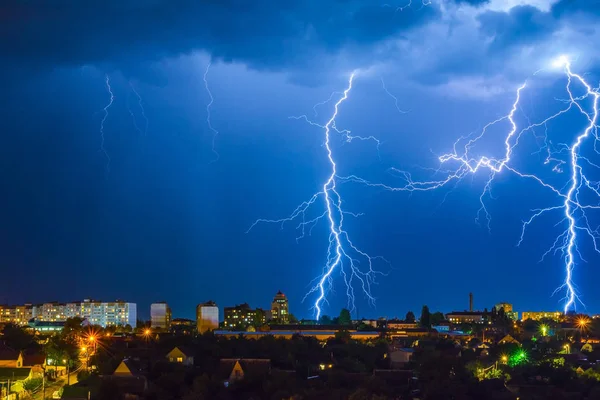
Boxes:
[0,304,33,325]
[25,300,136,328]
[151,302,172,330]
[494,302,518,320]
[271,290,289,324]
[197,301,219,333]
[224,303,255,330]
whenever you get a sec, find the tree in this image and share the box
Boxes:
[430,311,445,326]
[319,315,332,325]
[45,335,79,370]
[338,309,352,326]
[23,378,43,392]
[62,317,85,340]
[1,323,35,350]
[420,305,431,328]
[405,311,416,323]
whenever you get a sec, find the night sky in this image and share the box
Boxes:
[1,0,600,320]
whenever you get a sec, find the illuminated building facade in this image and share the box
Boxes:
[224,303,256,330]
[197,301,219,333]
[151,302,172,330]
[2,300,136,327]
[0,304,34,325]
[271,291,289,324]
[521,311,563,321]
[494,303,519,321]
[446,311,485,324]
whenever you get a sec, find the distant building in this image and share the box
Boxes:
[150,302,172,330]
[224,303,256,330]
[27,320,68,333]
[271,291,289,324]
[0,304,34,325]
[521,311,562,321]
[387,319,419,330]
[494,303,518,320]
[446,311,485,324]
[77,300,137,327]
[197,301,219,333]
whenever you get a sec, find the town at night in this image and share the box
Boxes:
[2,0,600,398]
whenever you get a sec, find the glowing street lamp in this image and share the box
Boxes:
[501,355,508,364]
[540,324,548,337]
[577,317,590,329]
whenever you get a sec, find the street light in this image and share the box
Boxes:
[540,324,548,337]
[501,355,508,364]
[577,317,590,331]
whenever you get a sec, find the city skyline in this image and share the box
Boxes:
[2,1,600,318]
[0,292,580,322]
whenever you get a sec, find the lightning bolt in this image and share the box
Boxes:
[204,62,219,163]
[128,82,148,136]
[99,74,114,176]
[381,77,408,114]
[344,56,600,313]
[248,73,387,319]
[382,0,432,12]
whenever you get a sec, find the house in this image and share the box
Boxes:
[498,335,520,345]
[102,358,147,398]
[0,348,22,368]
[165,346,194,366]
[218,358,271,385]
[388,348,414,368]
[22,352,46,376]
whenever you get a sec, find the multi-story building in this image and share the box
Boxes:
[446,311,485,324]
[2,300,136,327]
[0,304,34,325]
[224,303,256,330]
[78,300,136,327]
[150,302,172,330]
[197,301,219,333]
[39,302,68,322]
[521,311,562,322]
[387,319,419,330]
[254,308,268,327]
[494,303,518,320]
[271,291,289,324]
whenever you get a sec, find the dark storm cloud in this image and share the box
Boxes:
[477,5,557,50]
[552,0,600,16]
[0,0,437,77]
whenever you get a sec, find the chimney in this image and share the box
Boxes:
[469,292,473,312]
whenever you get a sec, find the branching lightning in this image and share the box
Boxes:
[343,56,600,313]
[128,82,149,136]
[99,74,114,176]
[204,62,219,163]
[248,73,388,319]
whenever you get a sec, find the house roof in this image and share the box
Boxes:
[113,358,143,376]
[0,367,31,381]
[218,358,271,380]
[22,353,46,367]
[167,346,194,357]
[0,348,19,361]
